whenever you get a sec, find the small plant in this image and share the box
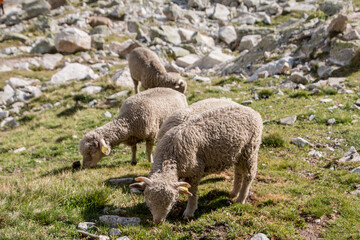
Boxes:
[258,89,274,99]
[289,91,309,99]
[73,94,95,103]
[214,76,241,86]
[262,133,285,148]
[321,88,338,95]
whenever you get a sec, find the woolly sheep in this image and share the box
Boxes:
[86,16,113,28]
[79,88,188,168]
[130,105,263,224]
[128,47,187,94]
[157,98,239,140]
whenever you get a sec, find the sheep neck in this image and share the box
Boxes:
[97,118,129,147]
[155,159,179,182]
[158,74,176,87]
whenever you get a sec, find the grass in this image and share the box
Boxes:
[1,49,360,240]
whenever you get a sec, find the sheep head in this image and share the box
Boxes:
[79,133,111,169]
[130,176,191,224]
[167,73,187,93]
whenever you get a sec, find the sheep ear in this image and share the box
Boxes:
[130,182,146,190]
[135,176,154,186]
[175,79,185,89]
[174,182,193,196]
[173,182,191,188]
[100,139,111,155]
[178,186,193,196]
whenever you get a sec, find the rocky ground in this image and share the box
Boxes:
[1,0,360,239]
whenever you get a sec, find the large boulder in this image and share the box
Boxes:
[211,3,230,22]
[55,28,91,53]
[22,0,51,19]
[189,49,235,69]
[218,25,237,46]
[319,0,353,16]
[46,0,67,9]
[31,38,57,54]
[163,4,183,21]
[49,63,98,85]
[329,39,360,66]
[112,68,134,88]
[150,26,182,45]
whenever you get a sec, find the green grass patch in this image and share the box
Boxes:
[262,133,286,148]
[289,91,309,99]
[258,89,274,99]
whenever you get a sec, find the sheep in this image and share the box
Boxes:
[86,16,113,28]
[128,47,187,94]
[79,88,188,168]
[130,105,263,224]
[157,98,239,141]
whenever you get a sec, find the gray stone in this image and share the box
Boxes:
[351,167,360,174]
[319,0,352,16]
[90,26,110,36]
[150,26,182,45]
[329,39,359,66]
[50,63,98,85]
[176,54,200,68]
[107,91,129,100]
[88,99,98,107]
[190,49,234,69]
[0,110,9,120]
[248,57,293,82]
[99,235,110,240]
[289,72,308,84]
[107,6,126,20]
[193,75,211,83]
[116,237,130,240]
[178,28,195,42]
[169,47,190,58]
[241,100,253,105]
[34,16,59,32]
[251,233,269,240]
[1,33,29,43]
[327,14,348,34]
[46,0,68,9]
[13,147,26,153]
[99,215,141,227]
[356,99,360,106]
[239,35,262,51]
[339,146,360,162]
[211,3,230,22]
[320,99,332,103]
[31,38,57,54]
[81,86,103,95]
[6,78,40,89]
[109,228,122,237]
[22,0,51,19]
[191,32,215,48]
[0,85,15,105]
[291,137,311,147]
[308,150,323,158]
[112,68,134,88]
[188,0,209,10]
[39,53,63,70]
[77,222,96,231]
[280,115,297,125]
[163,3,182,21]
[14,86,42,102]
[1,117,19,128]
[55,28,91,53]
[309,115,315,121]
[108,40,142,59]
[103,111,112,118]
[130,188,143,194]
[184,10,199,24]
[108,178,134,185]
[1,47,19,56]
[344,29,360,41]
[219,25,237,45]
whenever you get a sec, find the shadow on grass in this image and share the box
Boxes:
[57,105,85,117]
[200,176,226,185]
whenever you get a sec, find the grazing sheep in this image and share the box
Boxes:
[130,105,263,224]
[86,16,113,28]
[128,47,187,94]
[79,88,188,168]
[157,98,239,140]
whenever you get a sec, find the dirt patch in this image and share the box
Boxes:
[299,223,322,240]
[198,222,229,240]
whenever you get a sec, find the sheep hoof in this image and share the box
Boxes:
[229,191,238,198]
[131,161,137,166]
[183,211,194,219]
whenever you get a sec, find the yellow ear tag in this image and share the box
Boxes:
[101,146,109,154]
[178,186,189,192]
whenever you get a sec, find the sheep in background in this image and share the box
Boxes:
[128,47,187,94]
[79,88,188,168]
[131,105,263,224]
[157,98,239,140]
[86,16,113,28]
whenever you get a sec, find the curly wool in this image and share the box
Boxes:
[128,47,187,94]
[144,105,263,221]
[86,16,113,28]
[157,98,239,140]
[79,88,188,168]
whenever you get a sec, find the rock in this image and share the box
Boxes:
[150,25,182,45]
[99,215,141,227]
[107,6,126,20]
[13,147,26,153]
[308,150,323,158]
[1,33,29,43]
[0,110,9,120]
[130,188,143,194]
[218,25,237,46]
[289,72,308,84]
[99,236,110,240]
[47,0,68,9]
[50,63,98,85]
[257,71,268,79]
[320,99,332,103]
[184,10,199,24]
[329,39,359,66]
[344,28,360,41]
[14,86,42,102]
[22,0,51,19]
[191,32,215,48]
[188,0,209,10]
[107,91,129,100]
[81,86,103,95]
[248,57,293,82]
[6,78,40,89]
[176,54,200,68]
[39,53,63,70]
[241,100,253,105]
[327,118,336,125]
[108,40,142,59]
[108,178,134,185]
[77,230,101,239]
[168,47,190,58]
[211,3,230,22]
[239,35,262,51]
[190,49,234,69]
[1,47,19,56]
[251,233,269,240]
[291,137,311,147]
[34,16,59,32]
[327,14,348,34]
[112,68,134,88]
[328,77,346,87]
[193,75,211,83]
[1,117,19,128]
[77,222,96,231]
[279,115,297,125]
[103,111,112,118]
[0,85,15,105]
[109,228,122,237]
[31,38,57,54]
[55,28,91,53]
[317,64,338,79]
[163,3,182,21]
[319,0,352,16]
[244,0,259,8]
[88,99,98,107]
[178,28,195,42]
[309,115,315,121]
[116,237,130,240]
[90,26,110,36]
[351,167,360,174]
[356,99,360,106]
[339,146,360,162]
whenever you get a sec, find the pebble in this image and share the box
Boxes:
[320,99,332,103]
[104,111,112,118]
[327,118,336,125]
[99,215,141,227]
[77,222,96,231]
[13,147,26,153]
[291,137,311,147]
[109,228,122,237]
[251,233,269,240]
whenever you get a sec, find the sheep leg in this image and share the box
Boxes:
[133,79,139,94]
[145,140,154,163]
[230,164,243,199]
[236,152,258,204]
[183,178,200,218]
[131,145,137,165]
